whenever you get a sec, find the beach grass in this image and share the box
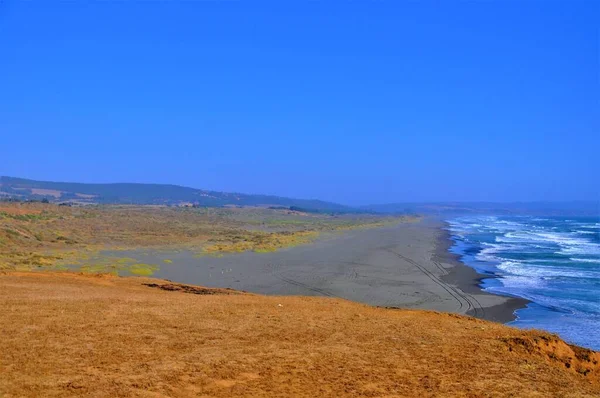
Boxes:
[0,202,413,270]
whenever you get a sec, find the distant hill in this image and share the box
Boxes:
[362,201,600,216]
[0,176,355,212]
[4,176,595,216]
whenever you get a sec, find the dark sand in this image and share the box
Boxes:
[117,218,526,322]
[435,223,529,322]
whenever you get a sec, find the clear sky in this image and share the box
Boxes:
[1,1,598,205]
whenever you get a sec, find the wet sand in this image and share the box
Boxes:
[119,218,526,322]
[435,224,529,322]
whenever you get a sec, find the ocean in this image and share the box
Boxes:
[448,215,600,351]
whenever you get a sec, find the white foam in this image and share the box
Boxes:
[570,258,600,264]
[534,232,585,245]
[493,230,599,257]
[493,274,545,289]
[449,215,600,348]
[572,222,600,229]
[497,260,600,279]
[559,244,600,256]
[476,247,500,263]
[475,243,532,263]
[522,259,570,264]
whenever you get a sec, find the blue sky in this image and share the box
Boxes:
[1,1,598,205]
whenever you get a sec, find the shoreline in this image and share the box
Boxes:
[115,217,528,323]
[434,219,530,323]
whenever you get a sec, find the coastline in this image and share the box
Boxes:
[127,217,527,323]
[434,220,530,323]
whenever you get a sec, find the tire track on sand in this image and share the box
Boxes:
[431,258,487,319]
[385,248,475,314]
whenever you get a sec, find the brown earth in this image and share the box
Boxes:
[0,272,599,397]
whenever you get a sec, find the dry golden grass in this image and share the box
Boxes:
[0,271,598,397]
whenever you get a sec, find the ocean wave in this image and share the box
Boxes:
[491,274,545,290]
[499,231,585,245]
[448,215,600,350]
[475,243,533,263]
[493,230,599,257]
[559,244,600,256]
[571,222,600,229]
[576,230,598,235]
[521,259,572,264]
[570,258,600,264]
[497,260,600,279]
[476,248,500,263]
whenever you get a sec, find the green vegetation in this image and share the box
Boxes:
[202,231,319,254]
[78,257,159,276]
[129,263,159,276]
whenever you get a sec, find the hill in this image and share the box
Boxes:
[363,201,600,216]
[0,176,354,212]
[1,271,598,397]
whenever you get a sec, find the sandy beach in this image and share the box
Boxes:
[121,218,526,323]
[2,218,599,397]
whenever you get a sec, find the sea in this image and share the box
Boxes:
[448,215,600,351]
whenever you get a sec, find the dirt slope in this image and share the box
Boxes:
[0,272,598,397]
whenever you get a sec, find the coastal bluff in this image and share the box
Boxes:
[1,271,598,397]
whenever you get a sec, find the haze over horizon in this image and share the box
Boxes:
[1,1,598,205]
[1,175,599,209]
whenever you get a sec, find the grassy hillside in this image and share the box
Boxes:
[0,176,355,212]
[1,272,598,397]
